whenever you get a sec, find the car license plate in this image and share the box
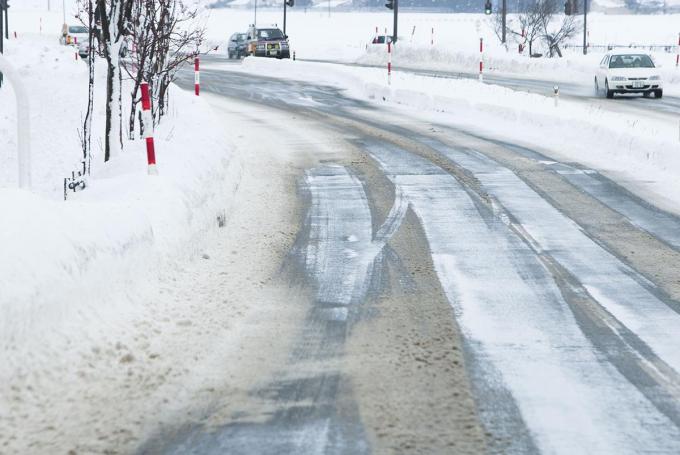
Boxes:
[270,49,278,55]
[632,81,644,88]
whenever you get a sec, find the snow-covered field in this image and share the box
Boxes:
[12,1,680,86]
[199,9,680,86]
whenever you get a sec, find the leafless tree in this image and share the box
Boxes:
[76,0,96,172]
[95,0,134,161]
[494,0,579,58]
[123,0,206,139]
[538,0,579,57]
[74,0,206,165]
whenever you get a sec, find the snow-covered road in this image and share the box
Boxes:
[140,59,680,454]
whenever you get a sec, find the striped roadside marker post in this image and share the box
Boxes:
[387,41,392,85]
[676,33,679,68]
[194,57,200,96]
[140,82,158,175]
[479,37,484,82]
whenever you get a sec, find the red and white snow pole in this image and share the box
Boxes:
[387,41,392,85]
[479,38,484,82]
[431,27,434,46]
[676,33,679,67]
[194,57,200,96]
[519,28,525,54]
[140,82,158,175]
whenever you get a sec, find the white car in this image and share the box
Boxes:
[60,25,89,47]
[594,52,663,99]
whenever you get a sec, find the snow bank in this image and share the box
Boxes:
[0,36,240,378]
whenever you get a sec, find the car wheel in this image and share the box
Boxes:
[605,80,614,99]
[655,89,663,99]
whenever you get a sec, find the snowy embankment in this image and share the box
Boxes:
[0,36,240,378]
[353,13,680,92]
[224,57,680,213]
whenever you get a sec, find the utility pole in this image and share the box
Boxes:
[254,0,257,28]
[583,0,587,55]
[393,0,398,43]
[502,0,507,44]
[0,0,6,55]
[283,0,293,36]
[386,0,398,43]
[62,0,66,24]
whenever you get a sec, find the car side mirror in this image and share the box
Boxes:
[285,35,289,39]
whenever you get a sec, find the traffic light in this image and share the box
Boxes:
[564,0,572,14]
[484,0,492,14]
[385,0,393,9]
[285,0,294,6]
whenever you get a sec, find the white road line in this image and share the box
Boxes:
[367,143,680,455]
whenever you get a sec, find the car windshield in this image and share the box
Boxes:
[69,26,88,34]
[238,33,247,42]
[257,29,284,40]
[609,54,655,69]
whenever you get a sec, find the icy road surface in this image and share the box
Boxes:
[138,58,680,454]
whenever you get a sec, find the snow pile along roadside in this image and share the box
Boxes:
[357,40,680,92]
[0,35,240,379]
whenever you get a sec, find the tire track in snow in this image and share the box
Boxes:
[429,144,680,375]
[447,135,680,252]
[304,164,407,315]
[365,141,680,455]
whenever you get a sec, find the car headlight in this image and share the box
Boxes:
[610,76,626,81]
[649,75,661,80]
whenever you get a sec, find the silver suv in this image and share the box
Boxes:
[246,26,290,59]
